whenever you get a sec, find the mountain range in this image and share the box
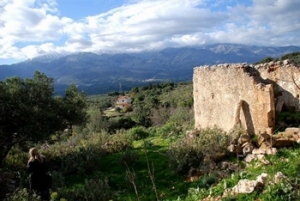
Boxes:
[1,43,300,95]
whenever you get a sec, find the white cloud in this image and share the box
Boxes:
[65,36,93,50]
[0,0,72,60]
[0,0,66,41]
[78,0,228,52]
[221,0,300,46]
[0,0,299,63]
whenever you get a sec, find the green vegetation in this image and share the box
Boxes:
[0,71,88,167]
[4,122,300,200]
[2,80,197,201]
[281,52,300,66]
[2,52,300,200]
[254,52,300,66]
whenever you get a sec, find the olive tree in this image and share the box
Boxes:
[0,71,88,166]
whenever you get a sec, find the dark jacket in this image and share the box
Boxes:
[27,158,48,191]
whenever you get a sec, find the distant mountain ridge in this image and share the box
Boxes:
[1,43,299,95]
[26,53,68,63]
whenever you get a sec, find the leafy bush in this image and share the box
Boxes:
[119,149,139,167]
[254,52,300,66]
[197,173,218,188]
[4,146,28,171]
[50,171,65,189]
[167,107,194,128]
[277,111,300,126]
[54,177,112,201]
[4,188,40,201]
[128,126,149,140]
[254,56,275,64]
[167,127,229,175]
[197,127,230,156]
[185,187,209,201]
[86,108,110,133]
[107,116,137,132]
[49,145,105,175]
[155,122,184,139]
[150,106,171,126]
[280,52,300,66]
[167,139,204,174]
[102,130,133,154]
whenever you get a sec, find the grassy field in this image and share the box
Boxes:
[3,80,300,200]
[62,135,194,201]
[3,125,300,201]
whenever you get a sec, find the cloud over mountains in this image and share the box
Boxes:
[0,0,299,64]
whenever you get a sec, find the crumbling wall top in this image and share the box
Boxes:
[193,59,299,135]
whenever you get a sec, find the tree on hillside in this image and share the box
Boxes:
[253,56,274,64]
[131,103,152,127]
[0,71,88,167]
[281,52,300,66]
[56,84,89,133]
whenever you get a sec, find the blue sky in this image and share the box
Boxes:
[0,0,299,64]
[56,0,127,20]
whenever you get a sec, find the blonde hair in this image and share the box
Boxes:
[28,147,43,163]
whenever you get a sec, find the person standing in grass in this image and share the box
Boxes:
[27,147,50,201]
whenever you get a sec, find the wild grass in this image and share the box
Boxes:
[3,82,300,200]
[4,125,300,201]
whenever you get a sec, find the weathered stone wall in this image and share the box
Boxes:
[256,61,300,111]
[193,61,300,135]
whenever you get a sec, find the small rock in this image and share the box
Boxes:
[274,172,288,184]
[283,59,290,65]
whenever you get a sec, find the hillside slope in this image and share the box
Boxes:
[1,44,299,95]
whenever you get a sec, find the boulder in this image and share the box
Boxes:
[245,154,270,165]
[252,146,277,155]
[273,132,296,147]
[283,59,290,65]
[186,129,200,138]
[238,134,251,145]
[285,127,300,134]
[242,142,254,155]
[257,133,274,146]
[229,173,268,194]
[227,144,243,154]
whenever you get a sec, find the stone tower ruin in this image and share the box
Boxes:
[193,60,300,135]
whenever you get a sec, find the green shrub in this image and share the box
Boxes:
[197,173,218,189]
[128,126,149,140]
[254,56,274,64]
[280,52,300,66]
[82,178,113,201]
[40,130,133,175]
[168,107,194,126]
[4,188,40,201]
[168,139,204,174]
[58,177,113,201]
[156,122,184,139]
[150,106,171,126]
[56,188,86,201]
[119,149,139,167]
[185,187,208,201]
[167,127,229,175]
[102,130,133,154]
[50,171,65,189]
[57,145,105,175]
[107,116,137,132]
[86,108,110,133]
[4,146,28,171]
[277,111,300,126]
